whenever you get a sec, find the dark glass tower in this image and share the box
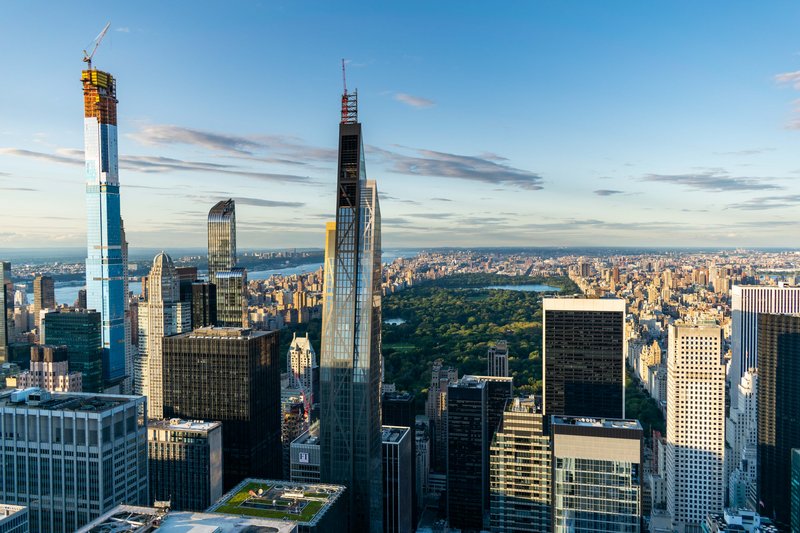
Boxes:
[0,261,11,362]
[543,298,626,418]
[162,327,281,490]
[207,199,236,280]
[320,86,383,532]
[191,281,217,328]
[757,313,800,527]
[42,308,104,392]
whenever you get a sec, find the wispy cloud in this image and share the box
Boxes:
[393,93,436,108]
[641,171,782,192]
[129,125,264,155]
[727,194,800,210]
[370,146,544,190]
[775,70,800,89]
[115,27,130,33]
[230,196,304,208]
[714,148,774,156]
[594,189,624,196]
[431,197,452,202]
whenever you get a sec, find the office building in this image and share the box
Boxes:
[701,509,778,533]
[666,323,726,532]
[543,297,626,418]
[319,86,383,533]
[489,396,551,532]
[291,421,321,483]
[730,285,800,385]
[82,67,127,387]
[382,426,412,533]
[191,280,217,328]
[208,479,347,533]
[426,359,458,473]
[42,309,103,393]
[725,370,758,509]
[552,415,643,533]
[137,252,191,418]
[382,390,417,524]
[0,262,12,362]
[447,376,486,532]
[757,313,800,527]
[0,505,28,533]
[487,340,509,377]
[162,327,281,489]
[148,418,223,512]
[32,275,55,328]
[0,388,147,532]
[75,289,87,310]
[77,505,297,533]
[16,345,82,392]
[792,449,800,533]
[215,268,247,328]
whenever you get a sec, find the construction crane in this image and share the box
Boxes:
[83,22,111,70]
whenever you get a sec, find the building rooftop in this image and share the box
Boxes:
[381,425,410,444]
[0,504,27,520]
[291,421,319,447]
[148,418,222,433]
[77,505,297,533]
[0,388,140,413]
[179,327,270,340]
[552,415,642,431]
[507,396,542,413]
[207,479,345,526]
[382,390,413,401]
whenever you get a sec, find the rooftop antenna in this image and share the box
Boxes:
[83,22,111,71]
[342,58,348,95]
[340,59,358,124]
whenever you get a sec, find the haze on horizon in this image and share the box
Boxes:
[1,1,800,250]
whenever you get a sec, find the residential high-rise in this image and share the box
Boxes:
[42,308,103,392]
[147,418,223,512]
[425,359,458,473]
[190,280,217,328]
[552,415,643,532]
[382,426,413,533]
[207,199,236,281]
[120,220,133,394]
[32,275,55,328]
[487,340,509,377]
[757,313,800,527]
[319,86,383,532]
[214,268,247,328]
[666,323,726,532]
[162,327,281,489]
[16,345,82,392]
[730,285,800,386]
[82,67,127,388]
[0,388,148,532]
[137,252,191,419]
[288,332,318,413]
[489,396,551,532]
[543,298,626,418]
[446,376,487,532]
[0,261,12,362]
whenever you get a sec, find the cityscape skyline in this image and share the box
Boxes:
[2,2,800,250]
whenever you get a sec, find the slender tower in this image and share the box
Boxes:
[320,72,383,532]
[82,57,126,387]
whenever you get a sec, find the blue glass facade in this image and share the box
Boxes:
[83,69,126,385]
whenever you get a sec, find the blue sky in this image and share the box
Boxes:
[1,1,800,249]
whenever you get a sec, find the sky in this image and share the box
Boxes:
[1,1,800,250]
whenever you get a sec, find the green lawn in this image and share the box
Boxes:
[213,482,326,523]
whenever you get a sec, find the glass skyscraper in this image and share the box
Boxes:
[82,68,126,387]
[0,261,11,362]
[207,199,236,280]
[320,88,383,533]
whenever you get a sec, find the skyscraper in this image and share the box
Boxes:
[207,199,236,280]
[551,415,643,532]
[666,323,725,532]
[288,332,318,410]
[426,359,458,473]
[16,345,82,392]
[489,396,551,532]
[42,308,103,393]
[190,280,217,328]
[543,297,626,418]
[730,285,800,385]
[447,377,487,532]
[137,252,191,419]
[725,370,758,509]
[0,261,11,362]
[32,275,55,328]
[487,340,509,377]
[82,67,126,388]
[382,426,413,533]
[792,448,800,533]
[757,313,800,527]
[214,268,247,328]
[162,327,282,489]
[319,86,383,532]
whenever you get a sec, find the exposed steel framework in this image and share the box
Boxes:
[341,59,358,124]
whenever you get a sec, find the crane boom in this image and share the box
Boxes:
[83,22,111,70]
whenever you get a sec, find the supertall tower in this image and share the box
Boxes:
[82,50,127,387]
[207,199,237,281]
[320,78,383,532]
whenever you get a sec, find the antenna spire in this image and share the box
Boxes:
[342,58,348,95]
[340,59,358,124]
